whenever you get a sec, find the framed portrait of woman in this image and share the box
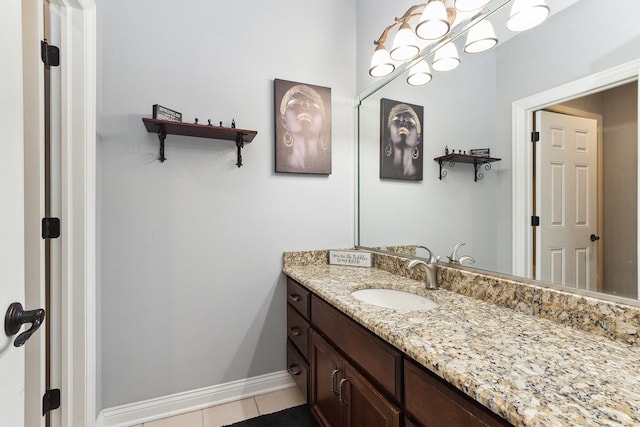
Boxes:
[380,98,424,181]
[274,79,332,175]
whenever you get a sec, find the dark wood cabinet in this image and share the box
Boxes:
[310,330,343,427]
[311,296,402,401]
[311,330,400,427]
[342,360,401,427]
[404,357,511,426]
[285,276,511,427]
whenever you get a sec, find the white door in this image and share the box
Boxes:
[536,110,598,290]
[1,0,27,425]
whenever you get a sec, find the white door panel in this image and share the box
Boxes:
[537,110,598,290]
[1,0,27,425]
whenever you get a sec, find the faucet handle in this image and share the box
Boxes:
[448,242,465,262]
[415,245,436,263]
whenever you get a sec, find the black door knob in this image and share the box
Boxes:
[590,234,601,242]
[4,302,45,347]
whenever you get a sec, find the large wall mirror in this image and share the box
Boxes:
[356,0,640,303]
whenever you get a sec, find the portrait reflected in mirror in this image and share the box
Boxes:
[274,79,332,174]
[380,98,423,181]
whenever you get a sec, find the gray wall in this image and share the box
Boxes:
[97,0,356,409]
[602,83,638,298]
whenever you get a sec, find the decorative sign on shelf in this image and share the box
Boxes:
[470,148,490,157]
[329,250,373,268]
[153,104,182,122]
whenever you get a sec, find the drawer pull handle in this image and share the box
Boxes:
[331,368,341,395]
[289,294,302,302]
[289,327,301,336]
[288,364,301,376]
[338,378,349,406]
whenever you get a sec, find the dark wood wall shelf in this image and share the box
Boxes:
[434,153,501,182]
[142,118,257,167]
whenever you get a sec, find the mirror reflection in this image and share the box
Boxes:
[357,0,640,302]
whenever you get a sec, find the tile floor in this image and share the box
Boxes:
[130,386,306,427]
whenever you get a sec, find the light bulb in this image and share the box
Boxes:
[390,21,420,61]
[369,44,395,78]
[407,60,433,86]
[432,42,460,72]
[506,0,550,32]
[415,1,450,40]
[464,19,498,54]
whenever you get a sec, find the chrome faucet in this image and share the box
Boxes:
[407,246,439,290]
[447,242,475,265]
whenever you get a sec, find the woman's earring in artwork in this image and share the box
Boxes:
[283,131,293,148]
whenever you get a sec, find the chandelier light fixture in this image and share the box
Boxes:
[368,0,551,86]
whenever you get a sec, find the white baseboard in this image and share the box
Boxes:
[96,370,295,427]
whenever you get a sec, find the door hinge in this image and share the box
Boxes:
[42,217,61,239]
[531,216,540,227]
[43,389,61,415]
[41,39,60,67]
[531,131,540,142]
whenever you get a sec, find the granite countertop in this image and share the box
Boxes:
[283,262,640,427]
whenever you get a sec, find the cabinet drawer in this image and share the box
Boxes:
[404,359,512,427]
[287,304,310,358]
[287,340,309,402]
[287,277,310,320]
[311,296,402,401]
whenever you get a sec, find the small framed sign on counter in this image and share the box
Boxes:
[329,250,373,268]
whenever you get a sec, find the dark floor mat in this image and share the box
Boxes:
[224,404,319,427]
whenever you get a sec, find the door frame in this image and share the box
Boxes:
[43,1,97,425]
[512,59,640,298]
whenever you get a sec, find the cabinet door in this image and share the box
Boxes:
[404,359,512,427]
[311,330,342,427]
[342,361,400,427]
[312,296,402,400]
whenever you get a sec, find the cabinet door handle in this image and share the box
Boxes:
[288,293,301,302]
[331,368,341,395]
[338,378,349,406]
[289,326,301,336]
[288,364,301,376]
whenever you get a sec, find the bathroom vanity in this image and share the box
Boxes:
[283,249,640,427]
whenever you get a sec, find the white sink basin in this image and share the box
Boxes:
[351,289,438,312]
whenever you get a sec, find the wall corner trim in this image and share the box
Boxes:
[96,371,295,427]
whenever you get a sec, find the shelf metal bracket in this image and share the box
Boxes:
[157,126,167,162]
[235,134,245,167]
[473,159,492,182]
[438,159,455,180]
